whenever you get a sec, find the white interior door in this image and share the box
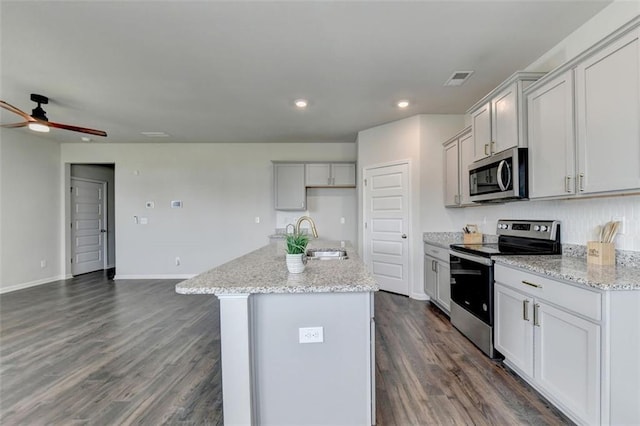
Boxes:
[71,178,106,275]
[363,163,410,295]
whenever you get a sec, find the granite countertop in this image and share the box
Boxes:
[176,239,378,296]
[494,255,640,291]
[423,232,463,249]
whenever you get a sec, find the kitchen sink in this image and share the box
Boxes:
[306,248,348,260]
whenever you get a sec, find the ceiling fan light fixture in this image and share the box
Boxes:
[28,122,50,132]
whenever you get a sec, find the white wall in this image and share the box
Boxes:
[61,142,356,278]
[357,115,465,299]
[526,0,640,72]
[0,130,64,292]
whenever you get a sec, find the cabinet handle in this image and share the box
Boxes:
[432,260,436,272]
[533,303,540,327]
[491,141,496,154]
[579,173,585,192]
[434,262,438,273]
[565,176,572,193]
[521,280,542,289]
[523,300,530,321]
[484,144,489,156]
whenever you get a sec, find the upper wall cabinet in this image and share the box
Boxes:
[575,27,640,194]
[305,163,356,187]
[526,20,640,199]
[443,127,473,207]
[469,72,545,162]
[274,163,306,211]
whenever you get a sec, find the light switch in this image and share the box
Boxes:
[171,200,183,208]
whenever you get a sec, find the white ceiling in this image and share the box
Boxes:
[1,1,611,144]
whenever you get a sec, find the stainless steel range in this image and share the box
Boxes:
[448,219,561,358]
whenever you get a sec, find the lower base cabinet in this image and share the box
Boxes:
[424,243,451,314]
[495,264,640,426]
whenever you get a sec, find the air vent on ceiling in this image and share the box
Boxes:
[444,70,474,87]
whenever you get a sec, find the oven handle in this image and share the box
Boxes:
[449,250,493,266]
[497,159,511,191]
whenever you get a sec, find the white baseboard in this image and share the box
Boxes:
[0,275,68,294]
[113,274,196,280]
[411,292,430,301]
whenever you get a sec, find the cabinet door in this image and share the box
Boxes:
[274,164,306,210]
[423,255,437,299]
[435,260,451,313]
[494,283,534,377]
[528,70,576,198]
[444,141,460,206]
[331,163,356,186]
[575,28,640,194]
[472,102,492,161]
[305,163,331,186]
[458,132,474,205]
[535,301,601,425]
[492,83,518,154]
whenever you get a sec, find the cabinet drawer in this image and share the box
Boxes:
[495,264,601,321]
[423,243,449,263]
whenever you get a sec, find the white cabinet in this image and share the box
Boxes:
[527,70,575,198]
[575,28,640,194]
[274,163,306,210]
[423,243,450,314]
[494,264,608,426]
[526,24,640,199]
[469,72,544,161]
[305,163,356,187]
[443,127,473,207]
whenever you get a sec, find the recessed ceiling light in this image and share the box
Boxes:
[397,100,410,109]
[28,122,50,132]
[81,136,92,142]
[141,131,170,138]
[294,99,308,108]
[444,70,474,87]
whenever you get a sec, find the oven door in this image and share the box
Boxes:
[449,250,494,325]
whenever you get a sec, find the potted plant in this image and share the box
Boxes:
[285,233,309,273]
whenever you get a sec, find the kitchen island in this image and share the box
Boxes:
[176,240,378,425]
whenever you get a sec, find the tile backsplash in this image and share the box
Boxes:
[462,195,640,251]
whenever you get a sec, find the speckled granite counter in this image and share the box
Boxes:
[494,255,640,291]
[423,232,497,249]
[176,239,378,295]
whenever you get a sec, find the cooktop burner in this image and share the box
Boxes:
[450,219,561,258]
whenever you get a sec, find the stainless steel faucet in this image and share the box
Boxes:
[295,216,318,238]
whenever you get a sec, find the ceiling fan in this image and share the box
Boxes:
[0,94,107,137]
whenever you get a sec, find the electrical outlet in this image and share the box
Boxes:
[175,257,181,266]
[611,216,625,235]
[299,327,324,344]
[255,216,260,224]
[40,260,47,268]
[340,217,345,224]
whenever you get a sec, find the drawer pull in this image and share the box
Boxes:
[523,300,530,321]
[522,280,542,289]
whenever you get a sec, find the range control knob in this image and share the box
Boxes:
[540,225,548,232]
[534,225,540,231]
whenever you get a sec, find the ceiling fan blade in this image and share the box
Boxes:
[0,100,33,121]
[48,121,108,137]
[1,121,29,128]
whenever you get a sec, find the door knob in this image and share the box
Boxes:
[401,234,407,239]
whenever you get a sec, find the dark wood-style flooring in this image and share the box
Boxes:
[0,271,571,425]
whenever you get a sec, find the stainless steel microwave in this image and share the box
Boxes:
[469,147,528,203]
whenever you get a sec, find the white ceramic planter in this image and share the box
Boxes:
[286,253,307,273]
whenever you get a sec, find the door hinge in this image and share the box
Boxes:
[70,186,73,193]
[364,178,367,186]
[364,222,368,229]
[70,258,73,263]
